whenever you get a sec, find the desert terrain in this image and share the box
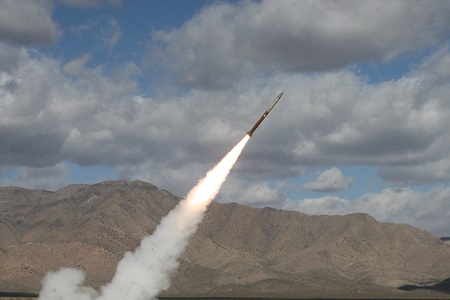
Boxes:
[1,180,449,298]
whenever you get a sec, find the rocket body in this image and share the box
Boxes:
[247,92,283,137]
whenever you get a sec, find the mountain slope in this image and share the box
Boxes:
[1,180,449,297]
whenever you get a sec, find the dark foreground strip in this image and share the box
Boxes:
[1,296,338,300]
[159,298,419,300]
[0,292,39,298]
[159,298,450,300]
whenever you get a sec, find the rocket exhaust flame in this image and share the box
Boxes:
[38,135,250,300]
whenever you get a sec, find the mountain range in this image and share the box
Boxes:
[1,180,449,298]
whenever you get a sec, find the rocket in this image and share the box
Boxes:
[247,92,283,137]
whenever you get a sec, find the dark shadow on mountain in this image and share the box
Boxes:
[398,278,450,294]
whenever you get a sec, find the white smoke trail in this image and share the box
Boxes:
[39,135,250,300]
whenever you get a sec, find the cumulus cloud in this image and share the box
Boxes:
[2,45,450,192]
[0,50,136,166]
[150,0,450,90]
[0,0,59,46]
[303,167,353,192]
[283,187,450,238]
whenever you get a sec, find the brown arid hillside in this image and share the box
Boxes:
[1,180,449,298]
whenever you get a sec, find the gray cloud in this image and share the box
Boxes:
[0,43,23,72]
[0,0,59,46]
[0,127,64,167]
[150,0,450,90]
[379,158,450,185]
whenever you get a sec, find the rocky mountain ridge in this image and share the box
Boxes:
[1,180,449,298]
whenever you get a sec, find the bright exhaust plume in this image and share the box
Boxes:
[38,135,250,300]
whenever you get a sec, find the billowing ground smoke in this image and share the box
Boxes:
[38,135,250,300]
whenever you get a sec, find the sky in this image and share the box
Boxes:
[0,0,450,237]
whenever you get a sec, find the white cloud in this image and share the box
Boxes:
[150,0,450,90]
[303,167,353,192]
[418,44,450,78]
[283,187,450,237]
[218,177,286,207]
[63,54,92,77]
